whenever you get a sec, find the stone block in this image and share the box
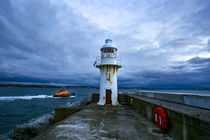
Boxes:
[54,107,82,123]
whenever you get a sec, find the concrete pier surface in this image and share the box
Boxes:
[34,104,172,140]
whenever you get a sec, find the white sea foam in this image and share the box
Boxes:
[8,112,54,139]
[0,95,53,101]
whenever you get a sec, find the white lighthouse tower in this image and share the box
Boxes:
[94,38,122,105]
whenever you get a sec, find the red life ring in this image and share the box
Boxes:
[154,107,168,130]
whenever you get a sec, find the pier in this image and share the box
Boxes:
[33,93,210,140]
[34,104,171,140]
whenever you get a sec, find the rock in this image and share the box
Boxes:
[8,113,54,140]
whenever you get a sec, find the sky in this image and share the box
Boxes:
[0,0,210,88]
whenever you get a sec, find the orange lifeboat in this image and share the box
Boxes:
[53,89,75,97]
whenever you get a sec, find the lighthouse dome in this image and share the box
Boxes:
[101,38,117,51]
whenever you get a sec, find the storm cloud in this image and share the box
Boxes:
[0,0,210,88]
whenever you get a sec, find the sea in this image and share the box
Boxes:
[0,86,209,137]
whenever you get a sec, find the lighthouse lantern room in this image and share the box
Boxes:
[94,38,122,105]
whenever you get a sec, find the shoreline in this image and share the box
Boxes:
[0,84,99,89]
[0,84,209,90]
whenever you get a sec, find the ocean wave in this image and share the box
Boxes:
[8,112,54,139]
[5,96,89,139]
[0,95,53,101]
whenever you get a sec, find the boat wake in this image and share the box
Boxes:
[0,95,53,101]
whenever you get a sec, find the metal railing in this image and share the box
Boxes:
[93,56,122,66]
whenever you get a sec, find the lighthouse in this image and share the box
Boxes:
[94,38,122,105]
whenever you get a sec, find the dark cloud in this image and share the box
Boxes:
[188,57,210,64]
[0,0,102,81]
[118,68,210,88]
[208,39,210,52]
[0,0,210,88]
[171,65,185,70]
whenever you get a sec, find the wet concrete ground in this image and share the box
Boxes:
[34,104,172,140]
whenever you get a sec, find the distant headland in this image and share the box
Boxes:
[0,83,209,90]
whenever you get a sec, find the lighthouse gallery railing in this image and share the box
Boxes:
[94,56,122,66]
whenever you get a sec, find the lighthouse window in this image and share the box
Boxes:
[106,72,110,80]
[107,49,114,53]
[101,48,117,58]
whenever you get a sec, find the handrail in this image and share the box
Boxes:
[94,56,122,66]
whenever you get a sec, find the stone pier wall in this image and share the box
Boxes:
[136,91,210,109]
[92,93,210,140]
[127,94,210,140]
[54,107,82,123]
